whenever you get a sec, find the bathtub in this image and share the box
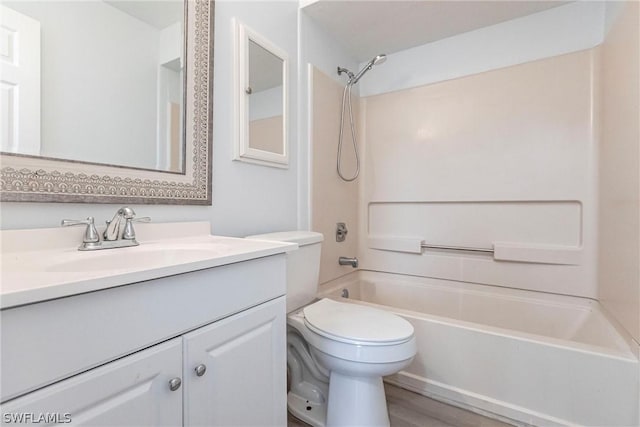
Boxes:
[318,271,639,427]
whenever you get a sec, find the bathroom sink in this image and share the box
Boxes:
[0,221,297,309]
[45,246,231,273]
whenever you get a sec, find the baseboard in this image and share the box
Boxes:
[385,371,576,427]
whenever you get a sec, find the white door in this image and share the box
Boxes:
[0,338,183,426]
[183,297,287,427]
[0,5,40,155]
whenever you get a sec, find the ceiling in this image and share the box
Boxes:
[104,1,183,30]
[303,0,571,62]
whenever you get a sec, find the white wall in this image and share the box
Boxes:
[359,0,605,97]
[215,1,298,236]
[0,1,300,238]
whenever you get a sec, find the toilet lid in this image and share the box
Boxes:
[303,298,414,345]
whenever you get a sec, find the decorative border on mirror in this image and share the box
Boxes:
[0,0,214,205]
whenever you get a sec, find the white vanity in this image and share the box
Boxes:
[0,222,293,426]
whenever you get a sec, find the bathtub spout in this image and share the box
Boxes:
[339,256,358,268]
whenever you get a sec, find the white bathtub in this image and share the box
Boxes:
[318,271,639,427]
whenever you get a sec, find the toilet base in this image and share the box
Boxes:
[288,375,390,427]
[288,391,327,427]
[326,372,390,426]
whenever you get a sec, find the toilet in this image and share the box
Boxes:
[247,231,417,427]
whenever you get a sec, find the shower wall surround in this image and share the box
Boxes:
[311,68,359,284]
[598,0,640,345]
[356,49,599,298]
[305,1,611,299]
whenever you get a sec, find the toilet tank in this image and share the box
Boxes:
[246,231,323,313]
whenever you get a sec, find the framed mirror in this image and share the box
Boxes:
[233,20,288,168]
[0,0,213,205]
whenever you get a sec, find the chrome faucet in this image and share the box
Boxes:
[62,207,150,251]
[339,256,358,268]
[104,207,149,241]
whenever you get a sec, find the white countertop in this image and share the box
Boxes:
[0,222,295,309]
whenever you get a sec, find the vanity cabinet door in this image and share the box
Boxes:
[0,338,183,426]
[183,297,287,426]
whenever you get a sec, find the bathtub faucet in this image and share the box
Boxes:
[339,256,358,268]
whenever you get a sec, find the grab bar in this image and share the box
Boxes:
[367,236,582,265]
[420,243,494,254]
[367,236,494,254]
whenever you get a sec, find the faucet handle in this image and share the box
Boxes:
[61,217,100,243]
[122,216,151,240]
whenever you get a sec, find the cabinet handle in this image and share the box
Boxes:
[194,364,207,377]
[168,377,182,391]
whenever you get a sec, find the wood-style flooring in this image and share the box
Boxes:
[287,383,516,427]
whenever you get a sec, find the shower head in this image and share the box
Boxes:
[351,54,387,85]
[371,54,387,66]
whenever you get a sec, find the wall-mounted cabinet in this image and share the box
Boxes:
[233,19,289,168]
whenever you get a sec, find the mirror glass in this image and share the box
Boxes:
[0,0,212,205]
[234,21,288,168]
[248,40,283,155]
[1,0,185,173]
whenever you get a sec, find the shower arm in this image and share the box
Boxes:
[337,67,355,81]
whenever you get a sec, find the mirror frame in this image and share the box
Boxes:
[233,20,289,169]
[0,0,214,205]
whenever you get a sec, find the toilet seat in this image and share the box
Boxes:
[290,301,416,364]
[303,298,414,346]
